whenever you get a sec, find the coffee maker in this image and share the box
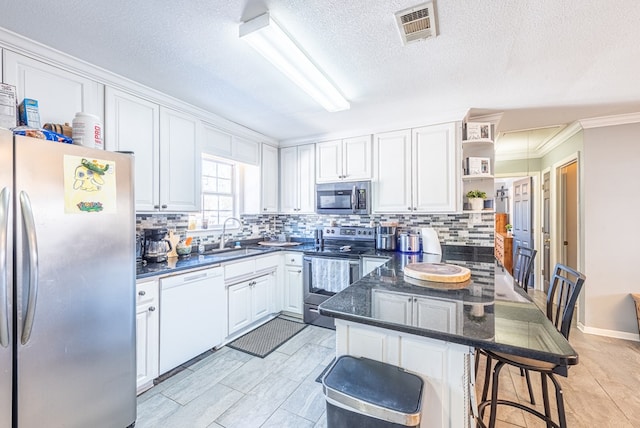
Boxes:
[142,228,172,263]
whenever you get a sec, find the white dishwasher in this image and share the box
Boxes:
[159,266,225,374]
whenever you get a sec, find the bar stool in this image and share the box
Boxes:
[477,245,538,403]
[477,263,586,428]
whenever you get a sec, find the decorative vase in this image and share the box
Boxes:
[469,198,484,211]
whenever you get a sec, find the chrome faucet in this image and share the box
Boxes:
[219,217,242,249]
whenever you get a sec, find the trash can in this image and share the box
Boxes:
[322,355,424,428]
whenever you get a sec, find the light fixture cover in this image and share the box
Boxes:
[240,13,350,112]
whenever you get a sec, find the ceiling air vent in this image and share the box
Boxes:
[395,2,437,45]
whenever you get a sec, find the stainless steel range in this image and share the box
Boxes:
[303,226,376,329]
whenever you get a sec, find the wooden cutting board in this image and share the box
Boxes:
[257,241,303,247]
[403,262,471,283]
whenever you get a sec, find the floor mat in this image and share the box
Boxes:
[227,317,307,358]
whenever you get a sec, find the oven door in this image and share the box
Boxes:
[303,256,361,302]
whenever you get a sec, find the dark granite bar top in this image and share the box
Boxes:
[319,249,578,369]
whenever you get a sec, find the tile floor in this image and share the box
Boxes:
[137,299,640,428]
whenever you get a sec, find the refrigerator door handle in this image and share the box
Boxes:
[19,191,39,345]
[0,187,9,347]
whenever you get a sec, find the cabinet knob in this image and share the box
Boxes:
[148,306,156,312]
[154,205,160,209]
[408,297,412,302]
[297,270,302,274]
[263,208,267,211]
[408,207,412,210]
[413,207,417,211]
[161,204,168,209]
[138,290,146,296]
[414,298,418,302]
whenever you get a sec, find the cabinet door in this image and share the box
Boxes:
[136,301,159,392]
[228,280,253,335]
[343,135,372,180]
[412,123,459,212]
[279,146,299,213]
[297,144,316,213]
[372,130,412,213]
[105,88,160,211]
[159,107,201,211]
[201,124,233,158]
[261,144,279,213]
[371,290,412,325]
[3,50,103,125]
[283,265,303,314]
[316,140,343,182]
[413,296,461,333]
[251,275,271,321]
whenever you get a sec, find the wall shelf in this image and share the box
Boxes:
[462,174,494,181]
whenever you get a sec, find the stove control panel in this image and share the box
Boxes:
[322,226,375,241]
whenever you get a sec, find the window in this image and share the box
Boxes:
[201,156,236,227]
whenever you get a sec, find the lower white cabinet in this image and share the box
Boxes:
[227,273,275,336]
[372,289,462,333]
[135,279,159,394]
[283,253,303,315]
[335,319,472,428]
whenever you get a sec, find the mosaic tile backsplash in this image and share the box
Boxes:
[136,212,494,247]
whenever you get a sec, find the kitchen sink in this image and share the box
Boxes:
[203,247,267,257]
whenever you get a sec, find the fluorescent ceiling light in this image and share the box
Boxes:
[240,13,350,112]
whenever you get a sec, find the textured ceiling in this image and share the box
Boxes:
[1,0,640,150]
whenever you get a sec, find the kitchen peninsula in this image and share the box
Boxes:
[319,248,578,428]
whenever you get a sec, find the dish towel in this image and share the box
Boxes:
[311,258,351,293]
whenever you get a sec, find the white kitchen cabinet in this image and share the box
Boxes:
[104,88,160,211]
[159,106,201,212]
[373,122,460,213]
[280,144,315,213]
[372,289,462,334]
[316,135,372,182]
[135,279,159,394]
[261,144,279,213]
[335,319,471,428]
[283,253,303,315]
[201,124,260,165]
[3,50,103,125]
[362,256,390,276]
[227,272,275,336]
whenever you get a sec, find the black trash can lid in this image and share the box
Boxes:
[323,355,423,415]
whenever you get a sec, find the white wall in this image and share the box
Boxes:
[583,122,640,337]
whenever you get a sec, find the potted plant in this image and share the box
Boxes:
[505,224,513,236]
[466,190,487,211]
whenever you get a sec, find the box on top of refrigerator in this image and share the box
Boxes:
[0,83,17,130]
[19,98,42,128]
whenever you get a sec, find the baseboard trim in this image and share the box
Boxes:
[577,322,639,342]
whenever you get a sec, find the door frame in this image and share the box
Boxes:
[495,170,542,290]
[550,152,582,276]
[541,167,551,293]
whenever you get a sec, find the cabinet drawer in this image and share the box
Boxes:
[284,253,303,266]
[225,258,256,280]
[136,280,158,306]
[256,253,280,272]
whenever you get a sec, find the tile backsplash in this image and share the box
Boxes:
[137,212,494,247]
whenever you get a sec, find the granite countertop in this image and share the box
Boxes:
[136,241,316,279]
[319,248,578,369]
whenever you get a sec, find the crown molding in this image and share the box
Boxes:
[534,121,582,157]
[466,112,503,125]
[578,112,640,129]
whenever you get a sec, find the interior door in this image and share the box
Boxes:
[542,172,551,293]
[560,162,578,270]
[512,177,534,284]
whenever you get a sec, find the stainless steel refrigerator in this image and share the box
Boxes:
[0,128,136,428]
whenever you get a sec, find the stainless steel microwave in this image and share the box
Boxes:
[315,181,371,215]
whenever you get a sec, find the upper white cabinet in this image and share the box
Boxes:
[104,88,160,211]
[3,50,103,125]
[201,124,260,165]
[261,144,279,213]
[316,135,372,182]
[280,144,315,213]
[373,122,460,213]
[105,90,201,212]
[242,143,279,214]
[159,107,201,212]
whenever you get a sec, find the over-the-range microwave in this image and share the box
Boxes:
[315,181,371,215]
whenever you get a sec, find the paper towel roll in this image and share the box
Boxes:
[421,227,442,255]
